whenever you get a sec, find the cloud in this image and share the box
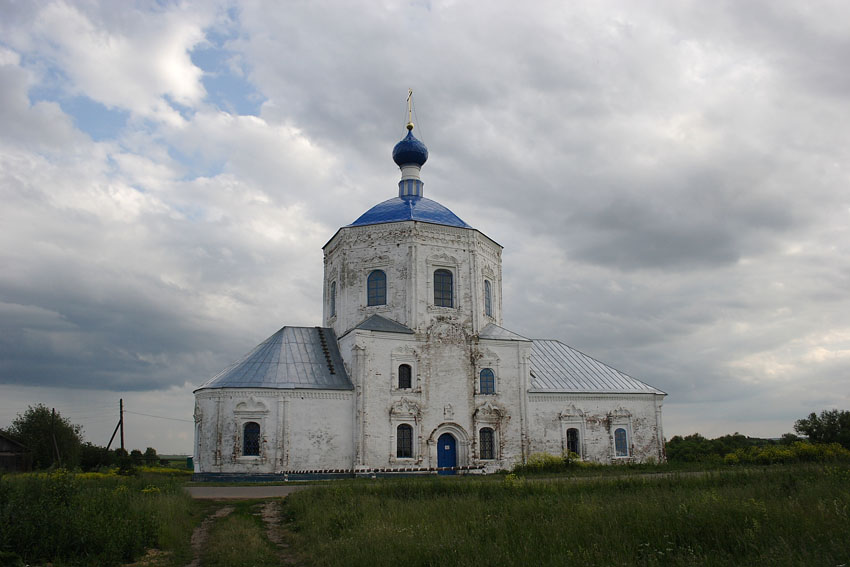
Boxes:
[2,0,850,452]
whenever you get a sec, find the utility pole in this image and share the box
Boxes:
[106,398,125,452]
[119,398,125,451]
[51,407,61,466]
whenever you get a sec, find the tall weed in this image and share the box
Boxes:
[0,470,194,566]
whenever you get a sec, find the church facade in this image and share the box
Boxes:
[193,123,666,477]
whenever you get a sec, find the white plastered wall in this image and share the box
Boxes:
[193,388,355,473]
[526,393,666,464]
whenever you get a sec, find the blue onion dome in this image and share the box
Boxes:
[392,128,429,167]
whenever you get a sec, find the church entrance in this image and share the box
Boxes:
[437,433,457,475]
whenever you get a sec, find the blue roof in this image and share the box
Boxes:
[392,130,428,167]
[349,195,471,228]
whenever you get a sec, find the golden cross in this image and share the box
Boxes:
[406,89,414,131]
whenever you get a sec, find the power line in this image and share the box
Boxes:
[124,410,193,423]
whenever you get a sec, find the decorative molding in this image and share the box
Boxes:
[609,407,633,419]
[427,252,459,266]
[527,393,657,403]
[474,400,506,422]
[390,397,422,418]
[559,404,585,420]
[234,397,268,414]
[197,390,353,401]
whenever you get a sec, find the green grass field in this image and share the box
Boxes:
[2,464,849,566]
[282,466,850,566]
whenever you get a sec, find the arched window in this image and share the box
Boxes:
[479,368,495,394]
[243,422,260,456]
[398,364,412,389]
[367,270,386,306]
[480,427,495,460]
[614,428,629,457]
[434,269,453,307]
[484,280,492,317]
[397,424,413,458]
[329,281,337,317]
[567,428,580,456]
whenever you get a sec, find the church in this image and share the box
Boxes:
[192,116,666,478]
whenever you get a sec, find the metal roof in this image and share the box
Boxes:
[349,195,471,229]
[195,327,353,391]
[529,339,665,394]
[356,314,415,334]
[478,323,530,342]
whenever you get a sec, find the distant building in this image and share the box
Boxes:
[0,431,32,473]
[193,120,666,477]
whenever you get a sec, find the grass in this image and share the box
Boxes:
[0,469,200,567]
[282,464,850,566]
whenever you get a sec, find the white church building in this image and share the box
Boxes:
[193,120,666,478]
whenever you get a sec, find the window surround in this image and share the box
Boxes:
[473,401,503,461]
[484,279,492,318]
[233,397,268,462]
[609,408,633,460]
[475,357,500,395]
[559,405,586,458]
[426,254,459,312]
[433,268,454,308]
[390,398,421,463]
[391,351,419,392]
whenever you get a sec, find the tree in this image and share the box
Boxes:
[5,404,84,469]
[143,447,158,466]
[130,449,144,465]
[794,409,850,449]
[79,442,117,471]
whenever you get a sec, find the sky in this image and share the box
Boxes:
[1,0,849,455]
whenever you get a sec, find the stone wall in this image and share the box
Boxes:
[526,393,665,463]
[323,221,503,338]
[193,388,355,473]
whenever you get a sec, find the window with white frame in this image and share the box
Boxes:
[484,280,492,317]
[243,422,260,456]
[479,368,495,394]
[367,270,386,306]
[398,364,412,389]
[329,281,337,317]
[614,427,629,457]
[479,427,495,460]
[396,424,413,458]
[433,269,453,307]
[567,428,581,456]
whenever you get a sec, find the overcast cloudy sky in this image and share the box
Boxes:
[1,0,848,454]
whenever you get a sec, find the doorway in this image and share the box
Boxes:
[437,433,457,475]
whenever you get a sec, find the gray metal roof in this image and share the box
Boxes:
[356,314,414,334]
[479,323,530,342]
[530,339,665,394]
[195,327,352,391]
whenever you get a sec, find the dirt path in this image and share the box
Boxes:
[185,505,234,567]
[260,500,300,565]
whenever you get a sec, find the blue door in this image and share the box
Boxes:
[437,433,457,475]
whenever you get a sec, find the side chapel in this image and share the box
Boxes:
[193,110,666,477]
